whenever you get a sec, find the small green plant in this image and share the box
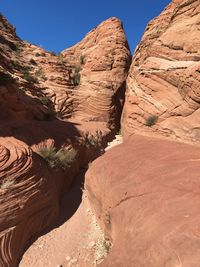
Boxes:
[103,240,112,254]
[37,145,77,170]
[0,179,15,190]
[23,70,38,83]
[84,130,103,148]
[35,67,47,80]
[35,52,41,57]
[145,115,158,127]
[71,65,81,86]
[73,72,80,86]
[80,55,86,65]
[39,96,51,106]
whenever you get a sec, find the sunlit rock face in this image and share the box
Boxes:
[122,0,200,144]
[0,14,131,266]
[61,17,131,130]
[86,134,200,267]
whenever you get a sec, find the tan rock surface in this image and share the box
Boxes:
[86,134,200,267]
[121,0,200,144]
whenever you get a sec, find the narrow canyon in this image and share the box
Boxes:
[0,0,200,266]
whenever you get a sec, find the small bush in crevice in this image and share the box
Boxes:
[80,55,86,65]
[37,145,77,170]
[22,69,38,84]
[145,115,158,127]
[39,96,51,106]
[70,65,81,86]
[35,67,47,81]
[84,130,103,148]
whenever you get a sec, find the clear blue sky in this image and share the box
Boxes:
[0,0,171,54]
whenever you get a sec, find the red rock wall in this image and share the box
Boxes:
[62,17,131,129]
[86,135,200,267]
[121,0,200,144]
[0,14,131,266]
[0,138,60,266]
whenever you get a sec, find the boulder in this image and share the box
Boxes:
[86,135,200,266]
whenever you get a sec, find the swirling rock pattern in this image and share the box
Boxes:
[0,15,131,132]
[0,137,59,266]
[22,17,131,131]
[121,0,200,144]
[86,135,200,267]
[61,17,131,128]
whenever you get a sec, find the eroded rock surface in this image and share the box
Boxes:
[122,0,200,144]
[0,137,59,267]
[86,135,200,267]
[0,14,131,266]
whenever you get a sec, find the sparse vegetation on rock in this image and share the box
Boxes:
[22,69,38,84]
[84,130,103,148]
[39,95,51,106]
[37,145,77,170]
[35,67,47,81]
[80,55,86,65]
[145,115,158,127]
[71,65,81,86]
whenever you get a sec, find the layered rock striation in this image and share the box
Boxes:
[0,14,131,266]
[122,0,200,144]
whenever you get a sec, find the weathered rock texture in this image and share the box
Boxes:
[122,0,200,144]
[0,14,131,129]
[0,137,59,267]
[0,14,131,266]
[86,135,200,267]
[62,17,131,129]
[19,17,130,132]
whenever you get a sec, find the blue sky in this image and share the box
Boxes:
[0,0,171,53]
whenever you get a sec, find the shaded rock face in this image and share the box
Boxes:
[0,15,131,130]
[62,17,131,129]
[0,14,131,266]
[121,0,200,144]
[0,137,59,267]
[86,135,200,267]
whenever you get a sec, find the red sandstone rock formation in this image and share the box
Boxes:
[121,0,200,144]
[86,135,200,267]
[0,14,130,266]
[21,17,130,132]
[0,137,60,266]
[62,17,131,129]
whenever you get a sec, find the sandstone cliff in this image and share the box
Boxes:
[0,15,131,266]
[85,1,200,266]
[122,0,200,144]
